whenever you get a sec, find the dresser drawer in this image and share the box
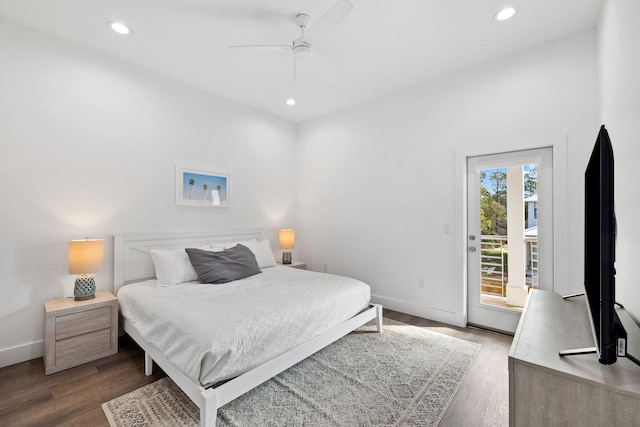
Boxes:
[55,307,111,340]
[55,328,113,366]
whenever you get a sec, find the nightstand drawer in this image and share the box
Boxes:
[55,307,111,340]
[55,328,112,366]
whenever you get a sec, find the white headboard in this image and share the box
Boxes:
[113,228,264,294]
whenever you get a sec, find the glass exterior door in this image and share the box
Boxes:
[467,147,553,332]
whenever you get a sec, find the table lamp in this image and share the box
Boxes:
[279,229,295,265]
[68,238,104,300]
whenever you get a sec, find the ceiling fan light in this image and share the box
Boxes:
[494,6,517,21]
[108,21,132,35]
[286,98,296,106]
[293,43,312,59]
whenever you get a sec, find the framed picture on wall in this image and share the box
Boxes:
[176,166,231,207]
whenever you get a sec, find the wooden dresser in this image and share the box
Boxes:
[509,290,640,426]
[44,291,118,375]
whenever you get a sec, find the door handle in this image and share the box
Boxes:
[468,247,476,252]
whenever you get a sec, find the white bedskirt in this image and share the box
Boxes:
[117,266,370,387]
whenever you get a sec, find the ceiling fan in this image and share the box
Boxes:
[227,0,354,83]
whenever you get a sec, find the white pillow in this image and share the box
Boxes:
[150,246,211,286]
[209,238,257,250]
[241,240,277,269]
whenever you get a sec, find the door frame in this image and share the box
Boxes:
[466,148,553,333]
[453,138,569,329]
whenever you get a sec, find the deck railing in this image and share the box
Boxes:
[480,236,507,297]
[480,235,538,297]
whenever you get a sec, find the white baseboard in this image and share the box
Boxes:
[0,340,43,369]
[372,294,465,328]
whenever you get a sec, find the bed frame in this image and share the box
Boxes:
[113,228,383,427]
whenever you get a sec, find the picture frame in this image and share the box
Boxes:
[176,166,231,207]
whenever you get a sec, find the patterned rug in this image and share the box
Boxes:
[102,320,480,426]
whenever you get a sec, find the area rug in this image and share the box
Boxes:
[102,320,480,426]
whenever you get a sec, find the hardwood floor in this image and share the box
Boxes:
[0,310,512,426]
[0,336,166,427]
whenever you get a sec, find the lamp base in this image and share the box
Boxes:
[282,251,292,265]
[74,274,96,301]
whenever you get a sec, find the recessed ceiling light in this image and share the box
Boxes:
[108,21,132,35]
[494,6,517,21]
[285,98,296,106]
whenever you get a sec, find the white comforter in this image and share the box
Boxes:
[117,266,370,386]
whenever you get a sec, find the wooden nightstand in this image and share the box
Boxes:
[44,291,118,375]
[277,261,307,270]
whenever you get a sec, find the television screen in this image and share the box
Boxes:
[584,124,625,364]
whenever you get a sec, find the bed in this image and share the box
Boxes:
[114,228,383,427]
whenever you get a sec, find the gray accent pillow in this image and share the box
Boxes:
[185,245,261,284]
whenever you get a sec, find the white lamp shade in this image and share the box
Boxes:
[68,238,104,274]
[279,229,295,250]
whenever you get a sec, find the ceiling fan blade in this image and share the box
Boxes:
[227,44,291,52]
[304,0,353,44]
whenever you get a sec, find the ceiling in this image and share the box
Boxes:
[0,0,603,122]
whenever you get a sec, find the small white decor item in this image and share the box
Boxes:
[176,166,230,207]
[68,238,104,300]
[279,229,295,264]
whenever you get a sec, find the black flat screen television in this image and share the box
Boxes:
[583,124,627,364]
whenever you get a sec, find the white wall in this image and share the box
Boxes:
[600,0,640,321]
[1,16,615,368]
[297,30,599,326]
[0,19,297,367]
